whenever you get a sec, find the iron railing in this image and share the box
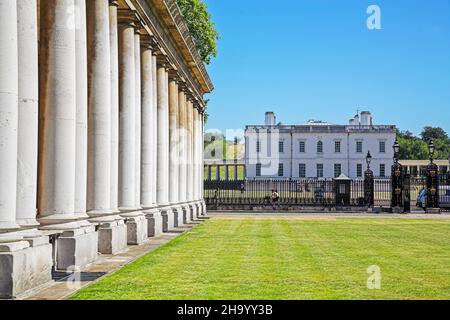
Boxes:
[204,174,450,211]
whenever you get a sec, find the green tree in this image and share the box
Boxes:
[397,127,450,160]
[420,126,448,142]
[177,0,220,64]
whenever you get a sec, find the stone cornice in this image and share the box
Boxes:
[124,0,213,102]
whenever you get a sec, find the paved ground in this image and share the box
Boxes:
[23,220,205,300]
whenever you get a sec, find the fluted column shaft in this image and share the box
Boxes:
[38,0,79,224]
[151,54,158,206]
[118,20,137,210]
[140,42,155,208]
[200,113,205,201]
[109,0,119,212]
[87,0,112,215]
[157,64,170,205]
[74,0,88,219]
[178,90,187,202]
[0,0,19,231]
[186,100,194,201]
[169,79,179,205]
[16,0,39,227]
[192,107,199,200]
[134,31,142,209]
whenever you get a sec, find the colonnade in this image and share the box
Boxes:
[0,0,208,299]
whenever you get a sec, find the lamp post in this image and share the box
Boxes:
[364,151,374,208]
[426,139,440,212]
[391,139,404,212]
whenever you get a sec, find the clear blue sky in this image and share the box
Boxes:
[203,0,450,137]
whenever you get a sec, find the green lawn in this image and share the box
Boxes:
[71,217,450,300]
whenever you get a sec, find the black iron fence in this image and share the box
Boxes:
[204,174,450,211]
[205,178,391,209]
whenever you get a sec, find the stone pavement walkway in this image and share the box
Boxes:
[22,220,205,300]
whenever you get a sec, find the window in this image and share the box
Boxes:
[256,140,261,153]
[356,141,363,153]
[335,141,341,153]
[357,164,363,178]
[380,164,386,177]
[278,163,284,177]
[334,164,342,178]
[317,141,323,153]
[299,164,306,178]
[299,141,306,153]
[279,140,284,153]
[379,141,386,153]
[256,163,262,177]
[316,164,324,178]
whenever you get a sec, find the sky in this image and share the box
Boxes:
[203,0,450,138]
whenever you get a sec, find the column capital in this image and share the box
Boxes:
[156,53,173,71]
[109,0,119,7]
[168,69,183,83]
[141,34,159,51]
[178,81,189,93]
[117,9,145,29]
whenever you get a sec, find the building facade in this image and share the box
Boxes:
[0,0,212,298]
[245,112,396,179]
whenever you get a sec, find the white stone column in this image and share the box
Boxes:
[109,0,119,214]
[74,0,89,222]
[0,0,19,234]
[38,0,98,270]
[141,38,162,237]
[1,0,53,292]
[157,61,173,231]
[38,0,79,225]
[192,107,200,217]
[87,0,127,254]
[87,0,112,216]
[118,13,147,245]
[169,78,183,227]
[178,89,189,223]
[134,30,142,212]
[151,54,158,208]
[199,111,206,215]
[186,99,196,220]
[16,0,39,229]
[118,19,136,211]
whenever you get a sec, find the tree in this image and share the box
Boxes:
[397,126,450,160]
[420,127,448,142]
[177,0,219,64]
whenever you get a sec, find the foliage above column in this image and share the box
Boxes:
[176,0,219,65]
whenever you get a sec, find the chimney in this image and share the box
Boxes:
[360,111,372,126]
[265,112,276,126]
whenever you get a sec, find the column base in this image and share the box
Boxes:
[172,205,184,228]
[188,203,198,221]
[195,202,202,219]
[53,224,99,271]
[97,218,128,255]
[0,237,53,299]
[182,205,192,224]
[121,212,148,245]
[201,201,207,216]
[160,207,174,232]
[145,209,163,237]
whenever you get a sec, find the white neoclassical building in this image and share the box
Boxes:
[245,112,396,179]
[0,0,211,298]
